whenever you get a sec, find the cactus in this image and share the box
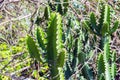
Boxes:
[83,4,119,50]
[36,27,46,51]
[27,35,43,62]
[83,4,119,37]
[97,53,105,80]
[27,12,66,80]
[65,31,94,80]
[46,12,66,80]
[83,4,118,80]
[97,38,117,80]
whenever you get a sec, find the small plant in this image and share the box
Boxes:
[27,12,66,80]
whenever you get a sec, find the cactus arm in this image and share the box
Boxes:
[98,4,105,33]
[97,53,105,79]
[47,13,58,62]
[46,13,59,79]
[104,62,111,80]
[36,27,46,50]
[104,4,110,25]
[104,37,110,61]
[47,12,63,62]
[109,21,119,34]
[111,51,117,79]
[90,12,97,32]
[102,5,110,36]
[103,38,111,80]
[26,35,43,62]
[111,63,116,80]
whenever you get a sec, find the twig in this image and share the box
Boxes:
[0,13,32,26]
[11,66,30,76]
[69,4,82,21]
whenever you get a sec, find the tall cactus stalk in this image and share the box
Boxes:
[27,12,66,80]
[97,37,117,80]
[47,12,65,80]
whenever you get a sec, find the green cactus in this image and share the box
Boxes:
[65,31,94,80]
[103,38,111,80]
[83,4,119,50]
[36,27,46,50]
[111,51,117,80]
[83,4,118,80]
[83,4,119,37]
[27,12,66,80]
[46,12,66,80]
[97,38,117,80]
[97,53,105,80]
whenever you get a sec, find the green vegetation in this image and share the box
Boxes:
[0,0,120,80]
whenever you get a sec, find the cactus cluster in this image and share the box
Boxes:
[83,4,118,80]
[83,4,119,50]
[64,27,94,80]
[26,2,119,80]
[27,12,66,80]
[83,4,119,37]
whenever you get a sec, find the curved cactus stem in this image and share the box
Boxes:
[98,4,105,33]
